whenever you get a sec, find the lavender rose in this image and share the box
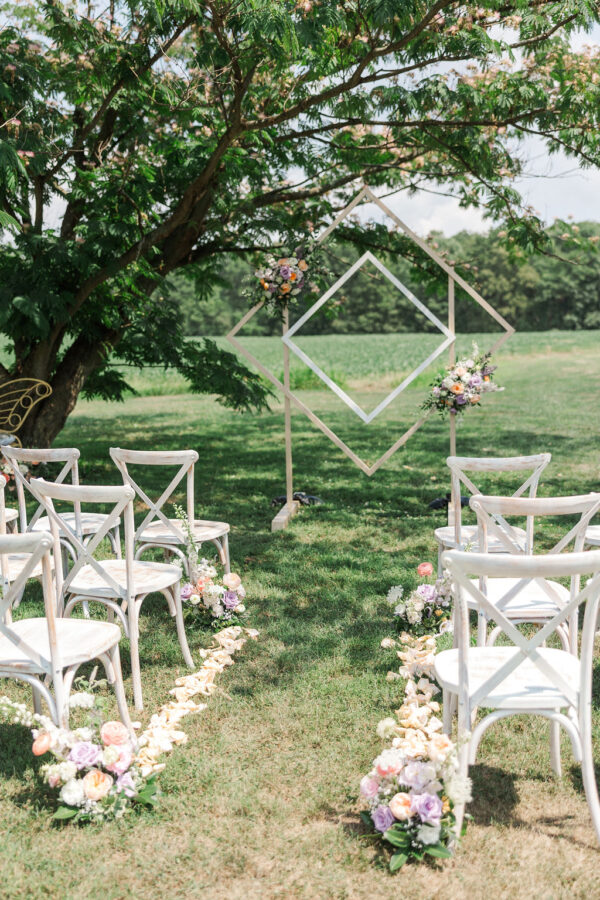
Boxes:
[223,590,240,610]
[116,771,136,798]
[411,791,443,826]
[456,395,468,406]
[372,804,396,833]
[416,584,437,603]
[68,741,101,770]
[279,265,291,279]
[181,583,194,600]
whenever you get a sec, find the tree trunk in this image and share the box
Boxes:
[18,331,118,448]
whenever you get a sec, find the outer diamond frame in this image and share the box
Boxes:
[227,184,514,480]
[282,249,454,424]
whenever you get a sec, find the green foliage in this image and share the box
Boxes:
[1,1,600,441]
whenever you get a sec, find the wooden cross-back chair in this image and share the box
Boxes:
[0,530,132,730]
[31,477,193,710]
[0,378,52,447]
[437,548,600,842]
[2,446,121,565]
[469,493,600,651]
[0,474,45,588]
[109,447,230,576]
[434,453,551,573]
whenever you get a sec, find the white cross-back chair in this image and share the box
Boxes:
[585,523,600,549]
[2,446,121,563]
[469,493,600,650]
[109,447,230,575]
[434,454,551,573]
[30,478,194,711]
[437,548,600,841]
[0,530,132,731]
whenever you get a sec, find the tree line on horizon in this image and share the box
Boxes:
[168,221,600,336]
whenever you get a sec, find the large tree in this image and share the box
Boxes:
[1,1,600,445]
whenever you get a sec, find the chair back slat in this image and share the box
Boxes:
[444,548,600,713]
[447,453,551,549]
[30,479,134,602]
[110,447,198,543]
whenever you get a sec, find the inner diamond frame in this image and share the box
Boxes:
[282,250,455,424]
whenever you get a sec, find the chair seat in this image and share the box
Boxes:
[137,518,229,546]
[468,577,570,619]
[435,524,527,553]
[68,559,181,598]
[0,617,121,672]
[434,646,579,710]
[32,512,114,536]
[585,525,600,547]
[2,553,45,583]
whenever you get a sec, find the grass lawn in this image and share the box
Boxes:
[1,331,600,899]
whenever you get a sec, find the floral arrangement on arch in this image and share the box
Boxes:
[174,506,248,627]
[0,686,157,823]
[422,344,501,417]
[247,237,331,316]
[360,634,471,871]
[386,562,453,636]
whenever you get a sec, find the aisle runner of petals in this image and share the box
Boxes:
[136,625,259,776]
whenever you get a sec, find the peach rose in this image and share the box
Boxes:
[83,769,113,801]
[32,732,52,756]
[389,792,414,821]
[222,572,241,590]
[298,260,308,271]
[280,283,291,293]
[417,562,434,577]
[450,383,464,394]
[100,721,130,746]
[470,394,481,403]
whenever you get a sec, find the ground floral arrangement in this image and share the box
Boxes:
[0,626,258,824]
[0,459,30,494]
[174,506,247,628]
[422,344,501,417]
[386,562,453,636]
[360,633,471,871]
[246,237,331,316]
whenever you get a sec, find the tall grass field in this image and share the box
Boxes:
[1,330,599,899]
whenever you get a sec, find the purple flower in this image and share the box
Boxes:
[456,395,468,406]
[469,374,482,387]
[279,265,291,279]
[411,792,443,825]
[181,582,194,600]
[372,804,396,833]
[116,771,136,798]
[432,386,441,397]
[223,590,239,610]
[69,741,101,770]
[416,584,437,602]
[268,282,278,293]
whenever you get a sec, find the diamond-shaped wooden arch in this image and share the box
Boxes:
[227,185,514,530]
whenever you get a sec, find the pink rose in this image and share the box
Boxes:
[222,572,242,590]
[360,775,380,799]
[417,562,434,577]
[104,745,133,776]
[83,769,113,801]
[100,721,130,746]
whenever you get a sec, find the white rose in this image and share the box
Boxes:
[102,746,120,766]
[60,778,86,807]
[57,761,77,783]
[189,593,201,605]
[236,603,246,613]
[417,823,441,845]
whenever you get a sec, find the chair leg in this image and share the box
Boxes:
[476,611,487,646]
[105,645,134,739]
[222,533,230,574]
[550,719,562,777]
[173,585,194,669]
[437,540,444,577]
[128,600,144,711]
[452,739,471,843]
[32,685,42,716]
[580,712,600,843]
[442,689,454,735]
